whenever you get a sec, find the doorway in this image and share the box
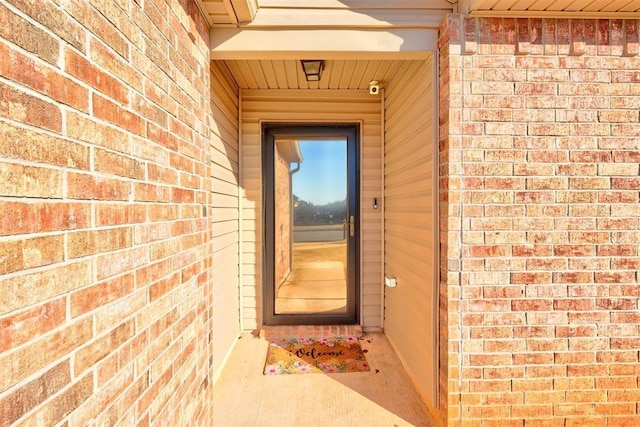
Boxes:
[263,124,360,325]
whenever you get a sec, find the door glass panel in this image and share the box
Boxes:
[274,138,348,315]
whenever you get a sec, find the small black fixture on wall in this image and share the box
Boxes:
[300,60,324,82]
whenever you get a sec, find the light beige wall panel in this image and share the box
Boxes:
[210,61,241,376]
[241,89,383,329]
[383,58,437,408]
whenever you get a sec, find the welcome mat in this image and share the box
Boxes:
[264,336,370,375]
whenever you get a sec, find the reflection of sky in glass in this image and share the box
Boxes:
[293,140,346,205]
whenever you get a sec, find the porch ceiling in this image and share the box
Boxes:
[222,59,409,90]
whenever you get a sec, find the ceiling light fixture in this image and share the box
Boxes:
[300,60,324,82]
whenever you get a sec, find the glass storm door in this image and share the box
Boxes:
[263,125,359,325]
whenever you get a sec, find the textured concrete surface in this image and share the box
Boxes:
[213,332,438,427]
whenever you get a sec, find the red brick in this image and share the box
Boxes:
[96,203,146,226]
[526,258,567,271]
[97,371,148,425]
[0,234,64,275]
[67,172,131,201]
[70,273,135,317]
[514,352,554,365]
[66,112,129,153]
[568,232,609,244]
[612,150,640,163]
[0,3,59,64]
[611,177,640,189]
[557,164,597,176]
[90,282,143,333]
[556,325,597,337]
[0,361,70,426]
[9,0,85,50]
[0,298,65,352]
[569,177,610,189]
[514,326,554,338]
[149,272,181,301]
[95,149,145,180]
[0,162,62,198]
[0,121,89,169]
[598,217,638,230]
[89,37,143,92]
[0,317,92,393]
[0,43,88,111]
[171,187,195,203]
[512,299,553,311]
[75,320,135,375]
[148,163,179,185]
[96,246,148,280]
[149,238,181,261]
[93,94,144,136]
[132,92,168,127]
[511,272,552,284]
[0,82,61,132]
[147,122,178,152]
[65,48,128,104]
[0,261,91,315]
[553,298,595,311]
[19,374,93,426]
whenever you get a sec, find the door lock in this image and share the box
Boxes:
[349,215,355,237]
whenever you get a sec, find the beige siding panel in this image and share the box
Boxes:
[383,58,437,407]
[240,89,383,330]
[210,61,241,377]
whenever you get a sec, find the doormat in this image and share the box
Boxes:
[264,336,370,375]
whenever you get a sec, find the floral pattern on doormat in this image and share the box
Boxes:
[264,336,370,375]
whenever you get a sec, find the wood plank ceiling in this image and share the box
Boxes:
[222,59,411,90]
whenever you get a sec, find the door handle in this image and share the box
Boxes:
[349,215,355,237]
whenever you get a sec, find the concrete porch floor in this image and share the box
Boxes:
[213,329,438,426]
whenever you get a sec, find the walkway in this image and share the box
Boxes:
[213,328,438,427]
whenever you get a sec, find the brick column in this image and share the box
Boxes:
[440,15,640,426]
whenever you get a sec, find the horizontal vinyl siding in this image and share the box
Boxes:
[210,61,240,376]
[383,59,437,406]
[241,89,383,330]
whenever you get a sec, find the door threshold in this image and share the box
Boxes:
[260,324,363,340]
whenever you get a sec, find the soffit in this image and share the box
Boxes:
[200,0,258,25]
[200,0,640,26]
[461,0,640,16]
[222,59,416,90]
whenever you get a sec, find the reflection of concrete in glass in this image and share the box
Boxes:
[275,241,347,315]
[274,138,348,315]
[293,224,346,242]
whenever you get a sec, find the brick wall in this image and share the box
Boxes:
[0,0,214,424]
[440,15,640,426]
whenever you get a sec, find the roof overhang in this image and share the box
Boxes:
[459,0,640,17]
[230,0,258,23]
[276,139,303,164]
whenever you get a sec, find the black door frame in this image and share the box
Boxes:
[262,123,360,326]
